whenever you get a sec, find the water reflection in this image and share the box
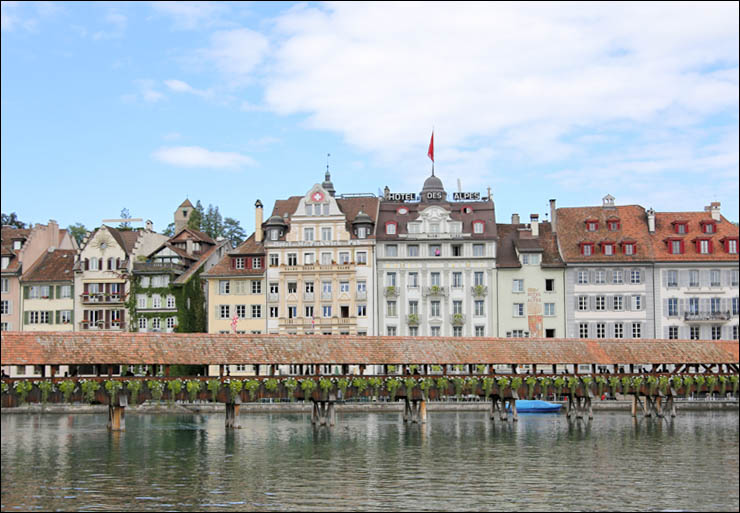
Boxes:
[1,411,738,511]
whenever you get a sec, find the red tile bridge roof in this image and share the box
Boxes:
[2,332,738,366]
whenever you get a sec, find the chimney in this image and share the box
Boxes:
[705,202,721,222]
[647,208,655,233]
[255,199,264,243]
[549,199,557,233]
[186,238,194,255]
[145,220,153,231]
[530,214,539,237]
[511,213,520,225]
[48,220,59,250]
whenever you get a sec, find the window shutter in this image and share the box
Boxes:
[678,299,685,316]
[662,271,667,286]
[606,270,613,283]
[83,310,89,321]
[23,286,29,299]
[49,311,55,324]
[24,311,29,325]
[663,298,668,316]
[56,285,61,298]
[70,310,74,325]
[232,258,236,269]
[85,258,89,270]
[679,240,685,254]
[708,240,713,254]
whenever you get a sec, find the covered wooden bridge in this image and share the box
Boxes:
[1,332,738,429]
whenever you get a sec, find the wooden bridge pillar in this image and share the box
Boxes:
[419,398,427,424]
[311,400,336,427]
[107,394,127,431]
[225,402,241,429]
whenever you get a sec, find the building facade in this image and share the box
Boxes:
[496,214,565,338]
[651,203,739,341]
[264,172,379,335]
[20,249,76,333]
[376,175,497,337]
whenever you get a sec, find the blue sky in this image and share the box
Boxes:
[2,2,738,236]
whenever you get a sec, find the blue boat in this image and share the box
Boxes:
[507,399,561,413]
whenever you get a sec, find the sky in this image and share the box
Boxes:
[2,1,738,237]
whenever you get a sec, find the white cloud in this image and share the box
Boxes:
[93,9,127,40]
[1,1,58,32]
[164,79,212,98]
[197,28,269,80]
[153,146,256,169]
[151,1,229,30]
[128,79,165,103]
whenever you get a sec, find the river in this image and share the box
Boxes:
[1,410,738,511]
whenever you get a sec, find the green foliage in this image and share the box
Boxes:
[1,382,8,394]
[595,376,607,396]
[147,380,164,401]
[264,378,279,393]
[353,377,369,395]
[510,377,522,392]
[646,375,658,394]
[187,201,203,231]
[387,365,397,374]
[14,381,33,404]
[567,376,579,395]
[525,377,537,399]
[244,379,261,400]
[368,377,383,398]
[482,377,494,398]
[608,376,620,391]
[300,379,317,396]
[419,378,434,398]
[658,376,670,395]
[452,313,464,324]
[319,378,334,398]
[436,377,450,397]
[466,377,479,395]
[223,217,246,248]
[476,364,487,374]
[407,313,419,325]
[729,375,739,396]
[631,376,644,392]
[553,376,565,394]
[705,375,717,393]
[473,284,486,297]
[283,378,298,402]
[539,377,552,396]
[431,365,442,373]
[67,222,88,245]
[167,379,183,403]
[385,378,402,401]
[37,380,55,405]
[104,380,123,404]
[186,380,203,402]
[693,375,705,393]
[227,380,243,401]
[2,212,27,229]
[80,380,100,404]
[430,285,441,295]
[126,380,142,404]
[403,377,417,398]
[682,375,694,397]
[452,377,465,398]
[207,379,221,402]
[337,377,350,397]
[621,376,631,394]
[496,377,510,392]
[59,380,76,403]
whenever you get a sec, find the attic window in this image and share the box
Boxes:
[385,222,397,235]
[700,220,716,234]
[580,242,595,256]
[13,241,22,250]
[721,237,738,254]
[607,219,620,231]
[622,242,636,255]
[601,242,616,255]
[585,220,598,232]
[461,206,473,214]
[673,221,688,234]
[472,221,485,234]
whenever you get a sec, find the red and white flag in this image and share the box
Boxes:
[427,131,434,162]
[231,314,239,333]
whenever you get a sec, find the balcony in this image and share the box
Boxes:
[79,321,126,331]
[81,293,126,304]
[133,262,186,274]
[384,286,399,298]
[684,311,732,323]
[471,285,488,298]
[450,313,466,326]
[406,314,421,326]
[423,285,447,297]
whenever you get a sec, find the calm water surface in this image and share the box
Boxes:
[1,410,738,511]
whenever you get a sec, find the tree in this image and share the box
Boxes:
[186,201,203,232]
[223,217,246,248]
[1,212,26,229]
[118,208,132,230]
[67,223,88,245]
[162,223,176,237]
[202,204,224,240]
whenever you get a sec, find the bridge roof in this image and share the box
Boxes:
[1,332,738,366]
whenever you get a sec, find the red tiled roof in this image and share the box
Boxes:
[652,212,738,262]
[1,332,737,365]
[203,234,265,277]
[496,222,564,268]
[1,227,30,272]
[377,200,497,240]
[174,242,225,285]
[171,227,216,245]
[556,205,654,263]
[21,249,75,283]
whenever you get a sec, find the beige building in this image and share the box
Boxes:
[20,249,76,332]
[263,172,379,336]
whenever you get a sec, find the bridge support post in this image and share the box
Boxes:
[419,398,427,424]
[328,401,336,427]
[509,398,518,422]
[567,395,574,419]
[403,398,411,423]
[225,399,241,429]
[107,394,127,431]
[631,394,637,418]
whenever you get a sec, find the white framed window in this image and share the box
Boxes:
[0,300,9,315]
[430,326,441,336]
[408,273,418,288]
[138,317,148,330]
[430,272,441,286]
[710,270,721,287]
[614,323,623,339]
[690,326,700,340]
[632,295,642,311]
[473,244,484,257]
[167,317,176,329]
[408,301,418,315]
[252,305,262,318]
[340,281,350,293]
[252,281,262,294]
[513,303,524,317]
[614,295,623,311]
[321,252,332,265]
[269,254,279,267]
[323,305,332,318]
[699,240,709,254]
[668,298,678,317]
[473,221,484,234]
[579,323,588,338]
[235,257,245,269]
[453,300,463,315]
[386,245,398,257]
[304,227,314,241]
[596,323,606,339]
[152,295,162,308]
[386,272,396,287]
[357,304,366,316]
[475,326,485,337]
[269,306,279,318]
[322,227,332,241]
[431,301,441,317]
[166,295,175,308]
[689,270,700,287]
[512,279,524,292]
[60,285,72,298]
[453,326,463,337]
[236,305,247,318]
[407,245,419,257]
[632,323,641,339]
[578,296,588,311]
[595,296,605,311]
[544,303,555,316]
[1,278,8,293]
[287,253,298,266]
[474,300,485,316]
[577,270,588,284]
[387,301,397,317]
[356,252,367,264]
[252,257,261,269]
[61,310,72,324]
[668,326,679,339]
[613,270,623,284]
[219,305,230,319]
[474,272,484,286]
[452,272,463,288]
[151,317,161,330]
[409,326,419,336]
[387,326,397,336]
[667,270,678,287]
[595,270,606,284]
[357,281,367,293]
[137,294,147,308]
[339,252,350,264]
[219,280,230,294]
[630,270,641,284]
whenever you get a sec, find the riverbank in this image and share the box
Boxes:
[2,398,738,414]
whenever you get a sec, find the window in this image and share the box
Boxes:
[451,244,463,256]
[269,254,279,267]
[578,296,588,311]
[288,306,297,318]
[60,285,72,298]
[586,221,598,231]
[430,272,441,286]
[690,326,700,340]
[138,317,148,330]
[287,253,298,266]
[710,270,721,287]
[337,252,349,265]
[690,270,700,287]
[305,305,314,318]
[252,257,261,269]
[734,326,738,341]
[58,310,72,324]
[667,270,678,287]
[236,305,247,318]
[674,222,687,234]
[727,239,738,254]
[702,222,716,234]
[602,243,614,256]
[668,298,678,317]
[670,240,683,255]
[137,294,147,308]
[357,281,367,293]
[689,298,699,314]
[269,306,278,318]
[453,300,463,315]
[613,270,623,284]
[385,222,397,235]
[235,257,245,269]
[608,220,620,231]
[544,303,555,316]
[408,273,418,288]
[614,295,623,311]
[473,244,484,257]
[632,323,641,339]
[512,279,524,292]
[453,326,463,337]
[733,297,739,315]
[89,257,99,271]
[596,323,606,339]
[304,253,314,265]
[579,323,589,338]
[430,223,440,233]
[473,221,484,234]
[475,326,485,337]
[732,271,739,287]
[474,272,484,286]
[509,330,528,338]
[166,295,176,308]
[386,245,398,257]
[387,301,397,316]
[452,272,462,288]
[288,282,297,294]
[251,281,262,294]
[304,227,314,241]
[513,303,524,317]
[430,326,441,336]
[219,305,230,319]
[407,245,419,257]
[357,304,366,316]
[431,301,441,317]
[545,278,554,292]
[623,243,635,255]
[219,280,230,294]
[387,326,397,336]
[595,270,606,284]
[340,281,350,293]
[152,295,162,308]
[357,227,368,239]
[710,325,722,340]
[668,326,679,339]
[630,270,641,284]
[0,300,8,315]
[429,245,441,257]
[356,252,367,264]
[581,243,594,256]
[578,271,588,284]
[322,227,332,241]
[697,239,711,254]
[252,305,262,318]
[386,272,397,287]
[1,278,8,293]
[321,252,332,265]
[474,300,484,316]
[710,297,720,314]
[595,296,605,311]
[0,257,8,270]
[323,305,332,318]
[614,323,623,339]
[632,295,642,311]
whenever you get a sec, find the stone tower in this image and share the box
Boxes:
[174,199,194,233]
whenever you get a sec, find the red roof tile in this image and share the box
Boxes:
[652,212,738,262]
[21,249,75,283]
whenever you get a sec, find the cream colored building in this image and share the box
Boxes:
[264,172,379,336]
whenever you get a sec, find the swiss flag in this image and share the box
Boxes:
[427,131,434,162]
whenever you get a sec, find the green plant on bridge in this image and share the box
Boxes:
[368,377,383,399]
[658,376,670,395]
[431,365,442,373]
[408,365,419,374]
[207,379,220,402]
[13,381,33,405]
[337,377,350,397]
[385,377,402,401]
[682,375,694,398]
[670,375,683,392]
[104,380,123,404]
[264,378,279,394]
[1,382,8,394]
[582,376,593,390]
[553,376,565,396]
[705,375,717,395]
[186,380,203,402]
[226,380,243,402]
[430,285,441,295]
[36,380,55,405]
[466,377,479,396]
[693,375,705,394]
[595,376,607,397]
[419,377,434,399]
[167,379,183,404]
[630,375,644,393]
[646,376,657,395]
[283,378,298,402]
[608,376,620,395]
[620,376,631,394]
[525,377,537,399]
[244,379,261,401]
[387,365,397,374]
[496,377,510,394]
[436,377,450,397]
[452,377,465,399]
[148,380,164,402]
[403,377,417,398]
[59,380,76,403]
[539,377,552,397]
[80,380,100,404]
[476,364,486,374]
[567,376,579,396]
[353,377,369,395]
[126,380,142,404]
[300,379,316,397]
[510,377,522,395]
[454,364,465,372]
[319,378,334,399]
[729,375,739,396]
[482,377,494,399]
[718,376,728,396]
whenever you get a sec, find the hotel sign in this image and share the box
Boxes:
[452,192,481,201]
[386,192,418,202]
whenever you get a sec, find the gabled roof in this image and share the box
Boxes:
[178,199,194,208]
[103,226,140,255]
[174,241,227,284]
[21,249,75,283]
[203,234,265,277]
[652,211,738,262]
[496,222,564,269]
[0,227,30,272]
[171,227,216,245]
[377,199,497,240]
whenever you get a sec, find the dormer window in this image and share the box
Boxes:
[665,238,684,255]
[13,240,21,250]
[356,227,367,239]
[270,229,280,241]
[234,257,245,270]
[461,206,473,214]
[607,219,620,231]
[385,222,397,235]
[585,220,598,232]
[580,242,595,256]
[694,238,712,254]
[472,220,485,234]
[721,237,738,254]
[700,220,716,234]
[622,242,636,255]
[672,221,688,234]
[601,242,616,255]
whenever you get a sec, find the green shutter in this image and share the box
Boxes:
[70,310,74,325]
[55,311,60,324]
[49,286,54,299]
[56,285,61,299]
[23,286,29,299]
[47,311,53,324]
[24,311,29,325]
